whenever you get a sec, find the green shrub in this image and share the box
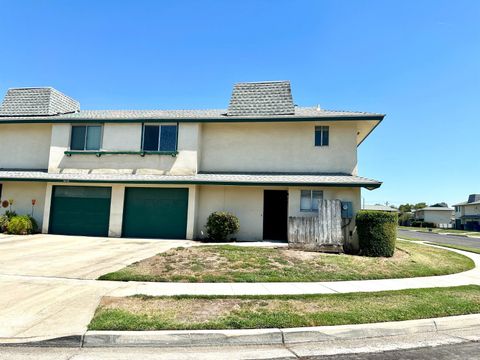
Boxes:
[205,211,240,241]
[0,215,9,232]
[5,210,17,219]
[6,215,37,235]
[356,210,398,257]
[411,221,435,228]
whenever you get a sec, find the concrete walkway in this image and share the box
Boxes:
[0,235,480,342]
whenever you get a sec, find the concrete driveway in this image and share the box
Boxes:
[0,234,192,341]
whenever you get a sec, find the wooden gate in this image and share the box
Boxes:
[288,199,344,252]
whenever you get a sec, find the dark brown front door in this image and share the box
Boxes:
[263,190,288,241]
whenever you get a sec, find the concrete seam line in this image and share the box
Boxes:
[433,319,439,332]
[280,328,285,345]
[80,331,86,348]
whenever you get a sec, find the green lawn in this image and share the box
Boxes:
[89,285,480,330]
[426,242,480,255]
[98,241,474,283]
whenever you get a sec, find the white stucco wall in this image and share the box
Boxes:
[48,123,200,175]
[195,185,361,245]
[464,204,480,216]
[0,181,47,228]
[196,185,264,241]
[200,122,358,174]
[418,210,454,226]
[0,124,51,169]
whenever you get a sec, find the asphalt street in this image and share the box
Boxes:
[398,229,480,249]
[0,342,479,360]
[307,341,480,359]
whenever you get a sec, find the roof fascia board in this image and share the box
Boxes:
[0,177,382,189]
[0,115,385,124]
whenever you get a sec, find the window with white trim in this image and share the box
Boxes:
[300,190,323,212]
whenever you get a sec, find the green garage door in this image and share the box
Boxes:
[122,187,188,239]
[49,186,111,236]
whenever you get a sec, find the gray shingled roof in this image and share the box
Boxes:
[0,107,383,122]
[0,88,80,116]
[227,81,295,116]
[416,207,454,211]
[454,200,480,206]
[363,205,399,212]
[0,170,382,188]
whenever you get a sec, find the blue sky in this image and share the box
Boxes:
[0,0,479,207]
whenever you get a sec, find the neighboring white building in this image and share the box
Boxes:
[0,81,384,249]
[414,207,454,227]
[363,205,399,212]
[454,194,480,231]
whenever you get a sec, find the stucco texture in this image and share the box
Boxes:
[200,122,358,174]
[0,124,51,169]
[48,123,200,175]
[0,181,47,227]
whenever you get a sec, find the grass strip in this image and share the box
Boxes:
[98,242,474,283]
[89,285,480,330]
[426,242,480,255]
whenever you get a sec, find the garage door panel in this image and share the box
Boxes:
[122,188,188,239]
[49,186,111,237]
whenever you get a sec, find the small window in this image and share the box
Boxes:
[300,190,323,212]
[315,126,329,146]
[142,125,177,152]
[70,125,102,150]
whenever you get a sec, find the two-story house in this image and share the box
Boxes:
[454,194,480,231]
[0,81,383,249]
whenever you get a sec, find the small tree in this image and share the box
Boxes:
[205,211,240,241]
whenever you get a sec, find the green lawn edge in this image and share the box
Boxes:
[425,242,480,255]
[98,242,475,283]
[88,285,480,331]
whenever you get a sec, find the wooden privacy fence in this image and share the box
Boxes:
[288,199,344,252]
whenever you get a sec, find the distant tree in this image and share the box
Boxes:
[414,202,427,210]
[431,202,448,208]
[398,204,413,213]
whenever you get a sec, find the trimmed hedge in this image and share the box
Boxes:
[6,215,37,235]
[411,221,436,228]
[356,210,398,257]
[205,211,240,241]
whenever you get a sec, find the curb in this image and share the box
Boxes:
[2,314,479,348]
[81,314,480,347]
[0,335,83,347]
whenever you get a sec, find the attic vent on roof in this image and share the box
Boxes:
[0,87,80,117]
[227,81,295,116]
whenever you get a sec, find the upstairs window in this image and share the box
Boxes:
[142,125,178,152]
[70,125,102,150]
[315,126,329,147]
[300,190,323,212]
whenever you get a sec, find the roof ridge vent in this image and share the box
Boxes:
[0,87,80,117]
